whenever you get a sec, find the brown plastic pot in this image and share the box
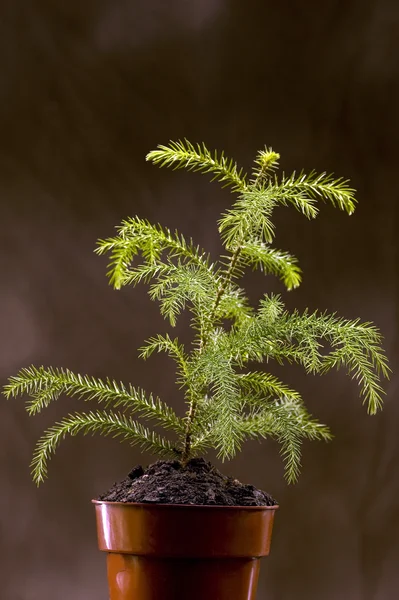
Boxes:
[93,500,278,600]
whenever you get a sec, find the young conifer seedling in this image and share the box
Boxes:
[4,140,390,485]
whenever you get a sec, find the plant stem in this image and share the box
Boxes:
[210,247,241,322]
[181,246,242,462]
[182,173,265,461]
[182,405,195,462]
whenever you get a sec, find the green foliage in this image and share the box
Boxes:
[271,170,357,216]
[240,242,302,290]
[31,411,180,485]
[251,147,280,185]
[95,216,214,290]
[146,139,247,192]
[239,399,332,483]
[4,365,183,430]
[219,186,277,247]
[3,140,389,485]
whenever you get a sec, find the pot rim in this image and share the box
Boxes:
[92,499,279,510]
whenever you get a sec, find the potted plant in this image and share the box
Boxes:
[4,140,389,600]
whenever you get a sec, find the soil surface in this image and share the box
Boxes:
[97,458,277,506]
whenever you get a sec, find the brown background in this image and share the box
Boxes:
[0,1,398,598]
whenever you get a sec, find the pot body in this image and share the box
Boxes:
[93,501,278,600]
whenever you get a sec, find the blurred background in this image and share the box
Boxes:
[0,1,398,598]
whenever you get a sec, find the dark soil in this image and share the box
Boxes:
[97,458,277,506]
